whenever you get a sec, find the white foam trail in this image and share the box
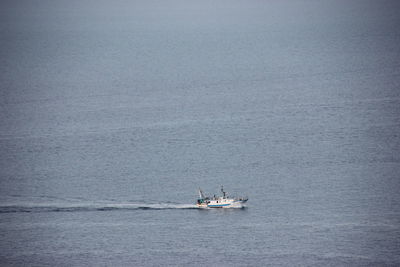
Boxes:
[0,202,199,213]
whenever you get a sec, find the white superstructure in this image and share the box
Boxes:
[196,186,248,208]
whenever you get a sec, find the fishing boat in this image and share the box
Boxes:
[196,186,248,208]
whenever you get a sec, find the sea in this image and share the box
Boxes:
[1,0,400,266]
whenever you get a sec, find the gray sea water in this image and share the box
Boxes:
[1,0,400,266]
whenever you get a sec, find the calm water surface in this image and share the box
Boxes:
[1,0,400,266]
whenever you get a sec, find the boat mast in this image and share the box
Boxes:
[221,185,226,198]
[198,188,206,199]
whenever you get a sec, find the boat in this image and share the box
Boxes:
[196,186,248,208]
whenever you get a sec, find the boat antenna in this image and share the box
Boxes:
[221,185,226,198]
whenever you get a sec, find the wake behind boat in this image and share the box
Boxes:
[196,186,248,208]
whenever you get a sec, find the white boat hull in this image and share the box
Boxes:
[197,199,248,209]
